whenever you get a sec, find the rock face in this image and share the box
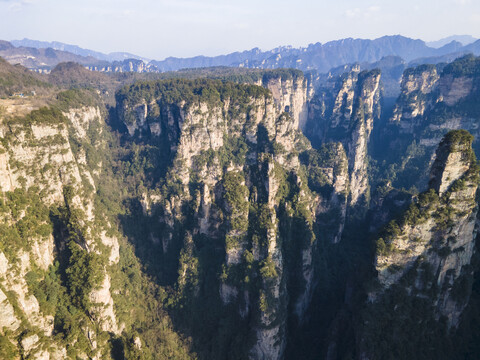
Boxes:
[0,287,21,332]
[302,54,480,360]
[389,61,476,135]
[429,131,475,195]
[373,130,478,329]
[355,130,479,360]
[0,104,122,359]
[116,77,346,359]
[306,69,381,210]
[261,73,309,130]
[390,64,440,130]
[385,55,480,191]
[87,58,159,73]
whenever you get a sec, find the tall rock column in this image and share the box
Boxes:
[305,69,381,209]
[359,130,479,359]
[374,130,479,327]
[347,70,381,206]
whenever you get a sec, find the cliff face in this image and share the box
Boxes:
[389,61,477,137]
[0,92,195,359]
[0,104,123,359]
[116,78,346,359]
[390,64,440,130]
[261,74,309,131]
[375,55,480,197]
[306,69,381,212]
[348,70,381,206]
[361,130,479,358]
[376,131,478,303]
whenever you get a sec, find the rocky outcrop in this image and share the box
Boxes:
[261,74,309,131]
[347,71,381,206]
[391,55,480,142]
[63,106,102,138]
[429,131,475,195]
[389,61,476,133]
[0,104,121,359]
[390,65,440,130]
[89,274,119,333]
[381,55,480,194]
[374,130,479,328]
[0,286,21,332]
[306,69,381,208]
[87,59,159,73]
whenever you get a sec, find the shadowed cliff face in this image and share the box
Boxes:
[358,130,479,359]
[292,56,480,360]
[380,55,480,192]
[305,69,381,213]
[115,77,348,360]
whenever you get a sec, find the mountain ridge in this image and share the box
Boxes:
[3,35,480,76]
[427,35,478,48]
[11,38,150,62]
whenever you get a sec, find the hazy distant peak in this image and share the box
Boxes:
[427,35,478,48]
[436,40,464,53]
[10,38,149,63]
[107,52,150,62]
[0,40,14,51]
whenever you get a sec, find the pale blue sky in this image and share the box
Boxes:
[0,0,479,60]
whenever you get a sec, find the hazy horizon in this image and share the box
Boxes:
[1,0,479,60]
[7,34,478,62]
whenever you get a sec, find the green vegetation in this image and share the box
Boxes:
[65,240,104,309]
[25,263,63,316]
[299,143,346,198]
[0,56,52,97]
[133,67,303,86]
[55,88,100,111]
[222,171,249,232]
[440,129,474,151]
[442,54,480,77]
[0,186,108,357]
[6,106,67,129]
[261,68,304,83]
[375,187,441,257]
[259,257,278,280]
[357,68,381,85]
[403,63,437,78]
[221,136,249,166]
[0,187,53,259]
[116,78,271,125]
[361,282,451,360]
[0,335,18,359]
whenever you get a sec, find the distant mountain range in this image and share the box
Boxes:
[0,40,157,73]
[426,35,478,48]
[1,35,480,77]
[152,35,479,73]
[10,38,150,62]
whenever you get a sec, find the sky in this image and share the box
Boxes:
[0,0,479,60]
